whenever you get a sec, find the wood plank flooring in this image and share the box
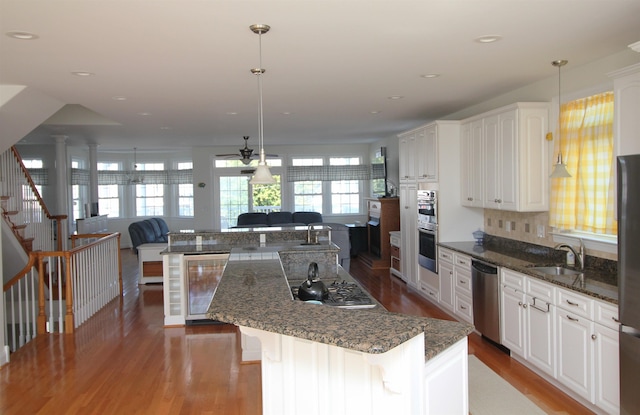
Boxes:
[0,249,594,414]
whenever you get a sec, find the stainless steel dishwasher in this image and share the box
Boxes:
[471,259,501,344]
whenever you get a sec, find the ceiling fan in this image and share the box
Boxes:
[216,136,277,165]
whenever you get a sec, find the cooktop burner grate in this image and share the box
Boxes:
[291,280,376,309]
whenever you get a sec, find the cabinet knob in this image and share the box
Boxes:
[591,334,597,340]
[518,301,523,306]
[523,303,528,308]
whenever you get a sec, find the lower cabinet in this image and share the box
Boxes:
[434,247,472,322]
[501,268,619,414]
[437,259,454,312]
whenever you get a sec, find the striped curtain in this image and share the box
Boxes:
[549,91,617,235]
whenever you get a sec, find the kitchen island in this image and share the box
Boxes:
[163,227,473,415]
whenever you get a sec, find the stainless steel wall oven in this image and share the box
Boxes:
[417,190,438,273]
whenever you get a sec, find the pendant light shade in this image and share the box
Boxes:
[129,147,144,184]
[249,24,276,185]
[550,59,571,178]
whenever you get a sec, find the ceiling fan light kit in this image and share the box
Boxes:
[249,23,276,185]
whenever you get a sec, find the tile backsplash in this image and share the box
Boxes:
[483,209,617,261]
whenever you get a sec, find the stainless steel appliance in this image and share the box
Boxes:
[417,189,437,231]
[417,190,438,273]
[418,228,437,273]
[471,259,501,344]
[617,155,640,414]
[291,280,376,309]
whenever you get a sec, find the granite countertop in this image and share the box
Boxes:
[438,241,618,304]
[207,250,473,359]
[161,240,339,255]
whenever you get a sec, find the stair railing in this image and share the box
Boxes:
[0,146,66,253]
[3,233,122,353]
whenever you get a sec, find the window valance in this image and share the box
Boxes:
[71,169,193,185]
[287,164,385,182]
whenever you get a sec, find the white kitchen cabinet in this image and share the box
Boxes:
[460,102,549,211]
[524,279,556,378]
[500,269,556,377]
[163,253,186,326]
[556,305,594,402]
[593,301,620,414]
[399,132,417,183]
[399,183,418,287]
[500,269,527,356]
[418,124,438,183]
[460,119,484,208]
[390,232,402,279]
[437,256,454,312]
[610,63,640,157]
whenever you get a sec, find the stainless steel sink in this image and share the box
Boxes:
[529,266,582,276]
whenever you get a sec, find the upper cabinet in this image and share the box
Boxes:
[460,102,550,212]
[398,126,437,184]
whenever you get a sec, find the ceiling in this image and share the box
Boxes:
[2,1,640,151]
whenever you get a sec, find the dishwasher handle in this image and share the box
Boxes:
[471,260,498,275]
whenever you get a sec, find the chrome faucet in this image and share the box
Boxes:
[307,224,318,244]
[554,239,585,270]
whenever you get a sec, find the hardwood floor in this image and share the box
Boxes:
[0,250,594,414]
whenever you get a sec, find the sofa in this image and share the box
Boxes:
[128,217,169,253]
[235,211,323,227]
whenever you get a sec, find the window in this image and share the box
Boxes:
[135,162,164,216]
[98,162,120,218]
[292,158,323,213]
[330,157,360,214]
[177,162,194,216]
[21,159,43,196]
[549,91,616,236]
[216,158,282,228]
[70,160,85,221]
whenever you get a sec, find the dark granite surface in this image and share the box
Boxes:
[207,251,473,359]
[439,240,618,304]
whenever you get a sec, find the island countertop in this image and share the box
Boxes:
[207,249,473,359]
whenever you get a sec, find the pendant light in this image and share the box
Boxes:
[129,147,144,184]
[249,24,276,185]
[549,59,571,178]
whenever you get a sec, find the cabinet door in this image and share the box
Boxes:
[498,111,517,210]
[399,184,417,285]
[418,125,438,182]
[593,323,620,414]
[399,133,416,183]
[500,283,526,356]
[438,260,454,312]
[470,120,484,207]
[483,114,501,209]
[525,295,556,377]
[556,311,594,402]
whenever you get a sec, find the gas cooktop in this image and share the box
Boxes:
[291,280,376,309]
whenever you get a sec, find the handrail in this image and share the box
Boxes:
[2,253,38,292]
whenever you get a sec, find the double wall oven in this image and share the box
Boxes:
[417,190,438,273]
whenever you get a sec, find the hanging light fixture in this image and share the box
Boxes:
[549,59,571,178]
[249,24,276,185]
[129,147,144,184]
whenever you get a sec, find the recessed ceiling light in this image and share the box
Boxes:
[388,95,404,100]
[137,112,151,116]
[112,96,127,101]
[160,126,171,130]
[370,110,381,114]
[475,35,502,44]
[281,111,292,115]
[420,74,440,79]
[226,112,238,115]
[6,31,38,40]
[71,71,94,77]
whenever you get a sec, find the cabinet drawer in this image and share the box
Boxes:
[455,268,472,297]
[438,247,454,263]
[453,253,472,268]
[420,282,439,303]
[527,278,556,303]
[594,301,619,330]
[556,287,593,319]
[501,268,525,290]
[391,256,401,273]
[455,293,474,324]
[390,245,400,258]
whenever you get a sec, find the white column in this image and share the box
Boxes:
[88,143,99,205]
[53,135,70,245]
